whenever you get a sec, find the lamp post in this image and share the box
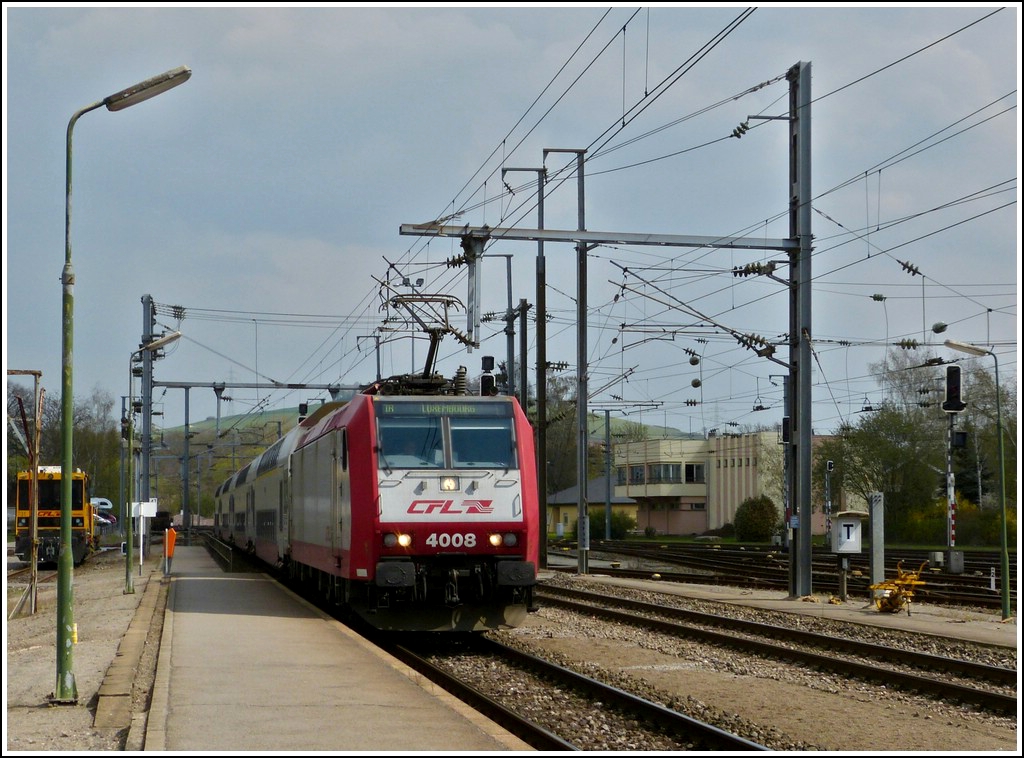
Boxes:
[943,339,1011,621]
[57,66,191,704]
[126,331,181,595]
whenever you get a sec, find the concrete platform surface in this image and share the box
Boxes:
[144,546,532,752]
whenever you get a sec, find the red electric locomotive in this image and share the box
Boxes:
[214,369,539,631]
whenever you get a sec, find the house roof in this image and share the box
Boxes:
[547,474,635,505]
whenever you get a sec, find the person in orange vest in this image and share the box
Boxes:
[164,525,177,577]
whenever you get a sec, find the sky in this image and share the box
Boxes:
[3,4,1020,444]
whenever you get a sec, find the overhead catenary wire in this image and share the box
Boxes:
[151,9,1013,435]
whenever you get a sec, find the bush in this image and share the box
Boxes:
[571,508,637,540]
[733,495,780,542]
[704,522,735,539]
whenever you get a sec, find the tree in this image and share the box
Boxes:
[733,494,780,542]
[813,346,1017,546]
[7,380,122,504]
[540,375,579,496]
[954,358,1017,515]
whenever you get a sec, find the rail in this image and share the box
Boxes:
[201,533,234,572]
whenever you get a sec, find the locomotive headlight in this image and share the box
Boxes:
[383,532,413,548]
[489,532,518,547]
[440,476,460,492]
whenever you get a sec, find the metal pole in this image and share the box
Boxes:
[824,465,832,550]
[126,358,137,595]
[535,179,547,568]
[783,374,795,596]
[545,148,589,575]
[788,62,814,597]
[992,352,1010,620]
[141,294,155,507]
[943,340,1010,620]
[8,371,44,616]
[604,410,612,540]
[501,165,547,566]
[505,256,515,400]
[119,396,127,539]
[31,379,43,615]
[946,412,956,547]
[519,299,529,410]
[183,387,191,540]
[127,329,181,590]
[57,97,106,703]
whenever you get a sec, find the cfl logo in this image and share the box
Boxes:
[407,499,494,514]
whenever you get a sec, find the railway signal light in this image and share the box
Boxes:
[942,364,966,413]
[480,356,497,396]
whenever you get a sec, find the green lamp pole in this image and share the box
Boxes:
[125,331,181,595]
[57,65,191,704]
[943,339,1011,621]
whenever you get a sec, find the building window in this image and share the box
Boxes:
[629,465,645,484]
[648,463,681,483]
[692,502,706,510]
[684,463,705,484]
[616,466,627,486]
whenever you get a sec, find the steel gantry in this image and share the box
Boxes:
[400,62,814,596]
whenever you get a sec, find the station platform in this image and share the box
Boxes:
[543,553,1019,649]
[141,546,531,752]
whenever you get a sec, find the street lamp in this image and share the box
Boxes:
[943,339,1011,621]
[126,331,182,596]
[57,66,191,704]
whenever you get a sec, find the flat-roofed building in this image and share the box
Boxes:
[612,431,785,536]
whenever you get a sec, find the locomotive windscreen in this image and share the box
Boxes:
[17,478,86,509]
[377,416,444,469]
[375,398,517,470]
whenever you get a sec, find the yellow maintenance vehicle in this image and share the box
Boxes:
[869,560,929,614]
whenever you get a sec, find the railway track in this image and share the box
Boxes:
[212,537,1014,750]
[559,541,1016,610]
[379,632,771,751]
[535,584,1017,716]
[7,566,58,583]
